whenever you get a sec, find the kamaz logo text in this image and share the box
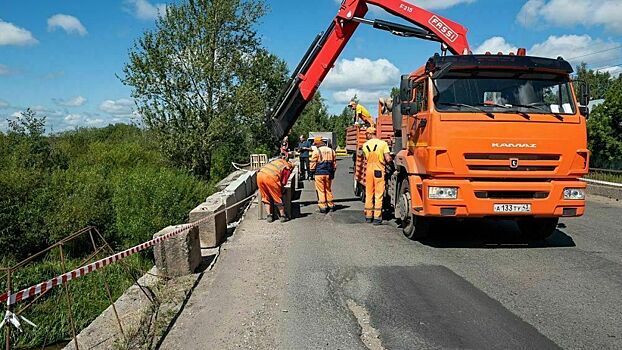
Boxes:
[492,143,537,148]
[428,15,458,42]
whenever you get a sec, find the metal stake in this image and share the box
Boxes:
[58,245,79,350]
[88,231,125,339]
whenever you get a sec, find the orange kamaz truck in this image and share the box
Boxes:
[351,53,590,239]
[267,0,590,240]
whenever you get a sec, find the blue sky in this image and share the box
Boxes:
[1,0,621,131]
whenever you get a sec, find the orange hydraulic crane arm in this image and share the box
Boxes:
[268,0,471,140]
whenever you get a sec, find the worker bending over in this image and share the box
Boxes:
[362,127,392,225]
[310,137,337,213]
[348,100,375,127]
[257,157,293,222]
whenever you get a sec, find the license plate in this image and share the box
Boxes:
[494,204,531,213]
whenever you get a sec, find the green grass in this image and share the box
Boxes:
[585,170,622,184]
[1,255,151,349]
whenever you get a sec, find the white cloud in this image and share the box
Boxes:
[85,118,105,126]
[0,64,9,75]
[99,98,134,116]
[47,14,88,36]
[324,58,400,90]
[54,96,87,107]
[474,37,518,55]
[475,34,621,69]
[517,0,622,33]
[125,0,167,20]
[333,88,388,108]
[0,100,9,109]
[0,19,38,46]
[64,113,82,125]
[405,0,476,10]
[598,66,622,77]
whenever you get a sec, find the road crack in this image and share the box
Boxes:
[346,299,386,350]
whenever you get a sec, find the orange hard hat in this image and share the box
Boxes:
[365,127,376,134]
[313,136,323,145]
[348,101,357,107]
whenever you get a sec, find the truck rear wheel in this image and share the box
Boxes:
[517,217,559,240]
[399,179,430,240]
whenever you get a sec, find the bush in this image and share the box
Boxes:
[0,122,212,347]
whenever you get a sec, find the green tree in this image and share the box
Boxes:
[122,0,286,180]
[329,106,354,147]
[290,92,331,140]
[587,77,622,168]
[575,62,612,100]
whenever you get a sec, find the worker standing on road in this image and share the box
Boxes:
[257,157,293,223]
[298,135,312,181]
[310,137,336,213]
[348,100,375,127]
[362,127,392,225]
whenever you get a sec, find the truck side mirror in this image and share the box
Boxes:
[578,81,590,118]
[400,74,414,115]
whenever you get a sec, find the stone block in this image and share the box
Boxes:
[189,196,227,248]
[153,225,201,277]
[243,171,257,196]
[220,190,239,224]
[215,170,245,192]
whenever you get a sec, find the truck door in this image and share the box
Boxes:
[407,79,429,154]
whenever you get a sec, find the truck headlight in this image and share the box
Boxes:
[563,188,585,200]
[429,187,458,199]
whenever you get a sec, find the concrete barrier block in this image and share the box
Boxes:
[189,196,227,248]
[153,225,201,277]
[216,170,245,192]
[242,171,256,196]
[220,190,239,224]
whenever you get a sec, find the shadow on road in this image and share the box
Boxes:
[419,219,576,249]
[296,197,360,207]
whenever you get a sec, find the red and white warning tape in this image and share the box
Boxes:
[0,192,257,307]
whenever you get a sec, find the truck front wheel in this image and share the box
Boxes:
[517,217,559,240]
[399,179,430,240]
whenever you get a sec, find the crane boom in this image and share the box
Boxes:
[268,0,471,140]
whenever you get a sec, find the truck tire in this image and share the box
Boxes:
[517,217,559,240]
[399,179,430,240]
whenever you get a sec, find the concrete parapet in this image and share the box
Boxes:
[586,183,622,201]
[189,196,227,248]
[221,171,256,224]
[216,170,245,191]
[153,225,201,277]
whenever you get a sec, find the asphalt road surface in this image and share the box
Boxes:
[161,158,621,349]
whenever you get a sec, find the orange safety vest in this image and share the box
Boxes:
[260,159,291,183]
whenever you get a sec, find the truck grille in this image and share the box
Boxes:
[464,153,560,172]
[475,191,549,199]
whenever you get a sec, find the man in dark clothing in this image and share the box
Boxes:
[298,135,312,180]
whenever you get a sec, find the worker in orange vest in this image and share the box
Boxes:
[348,100,375,127]
[310,137,337,213]
[362,127,392,225]
[257,156,294,222]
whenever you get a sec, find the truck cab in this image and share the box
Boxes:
[387,53,590,239]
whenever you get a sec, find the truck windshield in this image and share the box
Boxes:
[434,72,576,115]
